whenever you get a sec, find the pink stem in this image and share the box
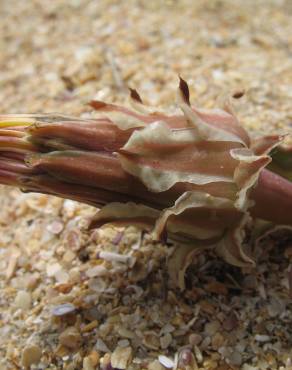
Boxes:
[251,169,292,226]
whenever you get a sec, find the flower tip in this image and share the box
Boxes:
[178,76,190,106]
[129,88,143,104]
[88,100,107,110]
[232,89,245,99]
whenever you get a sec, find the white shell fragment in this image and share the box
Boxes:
[51,303,76,316]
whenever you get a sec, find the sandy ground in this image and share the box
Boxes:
[0,1,292,369]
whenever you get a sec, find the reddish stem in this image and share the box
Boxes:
[251,169,292,226]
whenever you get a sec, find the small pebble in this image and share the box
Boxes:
[95,338,110,353]
[178,348,196,367]
[55,269,69,283]
[63,250,76,263]
[254,334,271,342]
[47,220,64,234]
[212,332,224,349]
[46,262,62,277]
[59,326,82,349]
[88,350,100,366]
[194,345,203,363]
[83,356,95,370]
[189,333,202,346]
[52,303,76,317]
[14,291,32,310]
[117,339,130,348]
[228,350,242,366]
[158,355,174,369]
[204,320,221,336]
[111,346,132,369]
[223,312,238,331]
[160,333,172,349]
[148,360,165,370]
[21,344,42,367]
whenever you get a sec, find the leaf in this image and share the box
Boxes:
[119,120,239,192]
[177,87,249,145]
[215,213,255,267]
[89,202,159,229]
[230,148,271,210]
[153,191,236,242]
[167,244,200,290]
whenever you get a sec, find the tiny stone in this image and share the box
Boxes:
[14,291,31,310]
[21,344,42,367]
[267,297,285,317]
[95,338,110,353]
[178,348,196,367]
[160,323,175,335]
[51,303,76,317]
[88,350,100,366]
[55,283,73,294]
[201,336,211,350]
[228,350,242,366]
[59,326,82,349]
[223,312,238,331]
[242,365,258,370]
[88,278,107,293]
[86,265,108,278]
[55,269,69,283]
[204,320,221,336]
[63,250,76,263]
[26,274,39,290]
[189,333,202,346]
[47,220,64,234]
[148,360,165,370]
[194,345,203,363]
[218,346,231,358]
[81,320,98,333]
[160,333,172,349]
[46,262,62,277]
[6,250,20,281]
[83,356,95,370]
[254,334,271,342]
[117,339,130,348]
[69,267,81,283]
[158,355,174,369]
[111,346,132,369]
[212,332,224,349]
